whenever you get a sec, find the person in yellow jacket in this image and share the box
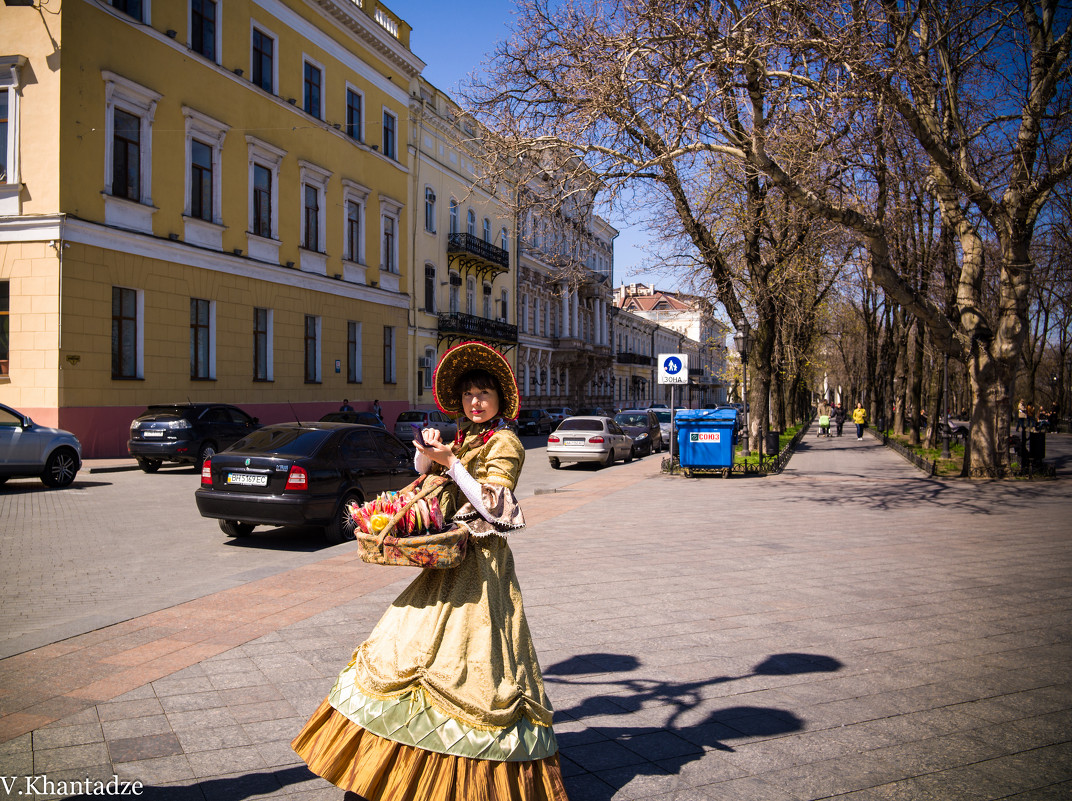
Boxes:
[852,402,868,440]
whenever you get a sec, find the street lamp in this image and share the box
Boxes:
[733,326,753,458]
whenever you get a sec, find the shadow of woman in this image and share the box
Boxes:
[545,651,843,799]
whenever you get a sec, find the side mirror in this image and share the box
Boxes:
[251,417,260,425]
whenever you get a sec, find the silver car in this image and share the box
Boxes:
[394,409,458,447]
[546,416,634,469]
[0,402,83,487]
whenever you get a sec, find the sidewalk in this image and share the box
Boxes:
[2,424,1070,800]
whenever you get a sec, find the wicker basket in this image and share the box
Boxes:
[357,476,468,569]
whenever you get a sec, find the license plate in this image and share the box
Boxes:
[142,430,164,438]
[564,438,585,446]
[227,472,268,486]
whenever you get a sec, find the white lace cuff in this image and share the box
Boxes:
[446,460,493,523]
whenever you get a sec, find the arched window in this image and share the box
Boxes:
[483,284,492,318]
[424,187,436,232]
[449,272,461,314]
[449,198,459,234]
[482,218,491,242]
[466,276,475,315]
[500,227,508,252]
[467,209,476,236]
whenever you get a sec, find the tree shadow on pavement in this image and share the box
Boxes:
[543,651,842,800]
[65,765,315,801]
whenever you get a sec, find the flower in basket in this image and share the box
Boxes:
[349,490,450,538]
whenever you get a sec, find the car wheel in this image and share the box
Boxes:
[138,458,162,473]
[41,448,79,488]
[549,457,561,469]
[625,447,634,463]
[197,442,217,471]
[0,476,8,485]
[602,449,615,468]
[325,491,363,544]
[219,520,255,537]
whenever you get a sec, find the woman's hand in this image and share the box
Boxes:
[414,428,457,469]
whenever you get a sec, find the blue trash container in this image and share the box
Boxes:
[676,409,738,477]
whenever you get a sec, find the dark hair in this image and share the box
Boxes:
[455,369,501,400]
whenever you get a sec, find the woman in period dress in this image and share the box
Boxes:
[292,341,568,801]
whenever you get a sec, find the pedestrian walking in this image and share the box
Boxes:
[852,402,868,440]
[834,403,846,437]
[339,399,354,412]
[1017,400,1027,434]
[817,399,831,437]
[372,399,383,419]
[291,341,567,801]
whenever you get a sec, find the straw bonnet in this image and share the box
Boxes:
[433,341,520,421]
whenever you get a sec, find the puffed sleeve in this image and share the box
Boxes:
[452,431,526,536]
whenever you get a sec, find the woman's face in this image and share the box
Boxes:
[461,384,500,424]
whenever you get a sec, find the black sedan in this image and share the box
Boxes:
[129,403,260,472]
[195,422,417,543]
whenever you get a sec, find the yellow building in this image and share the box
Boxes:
[0,0,423,456]
[406,77,518,404]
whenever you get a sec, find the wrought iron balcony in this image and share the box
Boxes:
[447,233,509,277]
[616,352,653,366]
[437,312,518,350]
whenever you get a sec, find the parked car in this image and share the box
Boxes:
[128,403,260,472]
[515,408,554,436]
[546,416,633,469]
[0,402,82,487]
[652,408,673,446]
[195,422,418,543]
[393,409,458,447]
[320,410,386,428]
[614,409,664,456]
[544,407,574,428]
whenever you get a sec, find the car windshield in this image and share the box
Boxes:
[615,414,648,427]
[518,410,539,418]
[142,405,193,419]
[654,411,671,423]
[557,419,604,432]
[396,411,427,423]
[229,427,331,457]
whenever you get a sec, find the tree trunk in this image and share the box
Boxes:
[908,319,924,446]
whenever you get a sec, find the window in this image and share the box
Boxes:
[466,277,475,315]
[304,315,321,383]
[500,227,508,253]
[253,307,272,381]
[112,0,144,22]
[303,60,322,119]
[382,215,396,272]
[379,196,402,275]
[299,160,331,255]
[1,56,27,206]
[190,298,213,379]
[449,272,460,314]
[501,289,508,323]
[303,184,319,250]
[347,321,362,383]
[346,87,363,140]
[246,136,285,252]
[252,164,271,237]
[482,217,491,243]
[103,71,162,229]
[112,109,140,201]
[449,199,459,234]
[424,347,436,390]
[383,326,396,383]
[191,0,218,63]
[467,209,475,236]
[0,281,8,377]
[424,265,435,313]
[382,109,397,159]
[483,284,492,318]
[346,200,362,262]
[424,187,436,232]
[190,140,212,220]
[251,27,275,93]
[111,286,141,379]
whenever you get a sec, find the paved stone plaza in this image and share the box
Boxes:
[1,428,1070,800]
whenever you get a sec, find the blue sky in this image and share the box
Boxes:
[389,0,657,287]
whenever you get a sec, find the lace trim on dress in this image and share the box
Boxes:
[453,483,526,536]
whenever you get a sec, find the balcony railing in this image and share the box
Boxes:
[438,312,518,344]
[447,233,509,271]
[617,352,653,366]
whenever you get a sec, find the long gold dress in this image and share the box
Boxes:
[292,422,568,800]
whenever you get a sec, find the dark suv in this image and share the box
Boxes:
[128,403,260,472]
[516,408,553,436]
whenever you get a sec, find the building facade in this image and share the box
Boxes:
[1,0,423,456]
[407,78,517,404]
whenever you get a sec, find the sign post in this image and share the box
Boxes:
[658,354,688,460]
